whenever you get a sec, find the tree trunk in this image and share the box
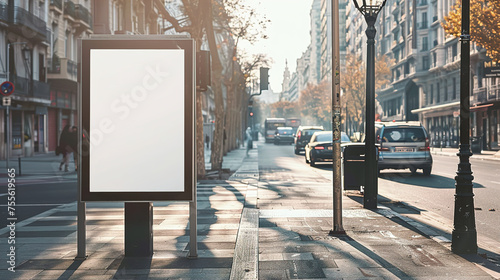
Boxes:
[204,0,224,170]
[211,77,224,170]
[196,90,205,177]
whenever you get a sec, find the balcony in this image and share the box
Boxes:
[75,4,92,29]
[472,87,487,104]
[418,22,428,29]
[7,5,48,42]
[47,57,78,82]
[33,80,51,100]
[9,76,50,100]
[64,0,76,21]
[418,0,428,6]
[50,0,63,12]
[0,3,8,23]
[488,84,500,101]
[391,2,399,14]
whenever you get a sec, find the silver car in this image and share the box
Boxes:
[376,122,433,175]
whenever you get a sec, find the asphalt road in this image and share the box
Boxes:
[0,176,77,223]
[288,145,500,248]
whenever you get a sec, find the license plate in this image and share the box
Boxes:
[395,147,413,152]
[327,146,333,150]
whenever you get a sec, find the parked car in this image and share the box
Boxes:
[376,121,433,175]
[305,131,350,166]
[294,126,324,154]
[274,127,295,145]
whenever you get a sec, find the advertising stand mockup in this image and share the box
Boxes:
[79,35,196,258]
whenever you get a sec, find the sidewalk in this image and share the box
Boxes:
[431,146,500,161]
[0,141,498,279]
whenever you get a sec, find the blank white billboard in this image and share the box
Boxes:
[80,37,195,201]
[89,49,184,192]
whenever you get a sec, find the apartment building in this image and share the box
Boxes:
[344,0,498,149]
[47,0,92,152]
[0,0,52,159]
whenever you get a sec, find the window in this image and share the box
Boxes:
[437,83,440,103]
[452,43,458,60]
[421,12,428,28]
[65,31,70,57]
[430,84,434,104]
[382,128,426,142]
[422,56,430,70]
[422,37,428,51]
[452,78,457,100]
[444,80,448,101]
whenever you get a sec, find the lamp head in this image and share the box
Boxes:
[353,0,387,16]
[22,46,31,62]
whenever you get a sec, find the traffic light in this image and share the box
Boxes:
[260,67,269,91]
[196,50,211,91]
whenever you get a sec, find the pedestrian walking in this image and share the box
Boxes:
[246,127,253,156]
[205,134,210,148]
[57,125,71,172]
[69,126,78,171]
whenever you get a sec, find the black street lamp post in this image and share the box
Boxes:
[352,0,387,209]
[451,0,477,254]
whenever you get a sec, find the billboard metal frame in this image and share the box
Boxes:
[79,35,195,202]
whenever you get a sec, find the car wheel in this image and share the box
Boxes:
[409,167,417,175]
[423,166,432,176]
[309,156,316,167]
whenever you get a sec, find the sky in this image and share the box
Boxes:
[239,0,314,93]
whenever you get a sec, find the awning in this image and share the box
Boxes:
[470,103,493,111]
[411,101,460,114]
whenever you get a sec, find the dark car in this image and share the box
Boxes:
[294,126,324,154]
[304,131,350,166]
[274,127,295,145]
[376,121,433,175]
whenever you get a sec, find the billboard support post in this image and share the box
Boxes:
[125,202,153,257]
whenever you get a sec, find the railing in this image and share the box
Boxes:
[0,3,8,23]
[488,84,500,101]
[64,0,76,18]
[48,56,61,74]
[75,4,92,27]
[50,0,63,10]
[47,57,77,81]
[33,80,51,100]
[12,76,29,96]
[8,6,47,39]
[472,87,487,104]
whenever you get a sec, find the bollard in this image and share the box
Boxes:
[18,157,21,176]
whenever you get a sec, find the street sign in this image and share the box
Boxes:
[2,96,11,106]
[1,81,15,96]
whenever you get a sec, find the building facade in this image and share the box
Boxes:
[47,0,92,153]
[1,0,52,159]
[343,0,499,150]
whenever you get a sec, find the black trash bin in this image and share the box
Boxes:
[343,143,367,190]
[470,136,482,154]
[343,143,379,190]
